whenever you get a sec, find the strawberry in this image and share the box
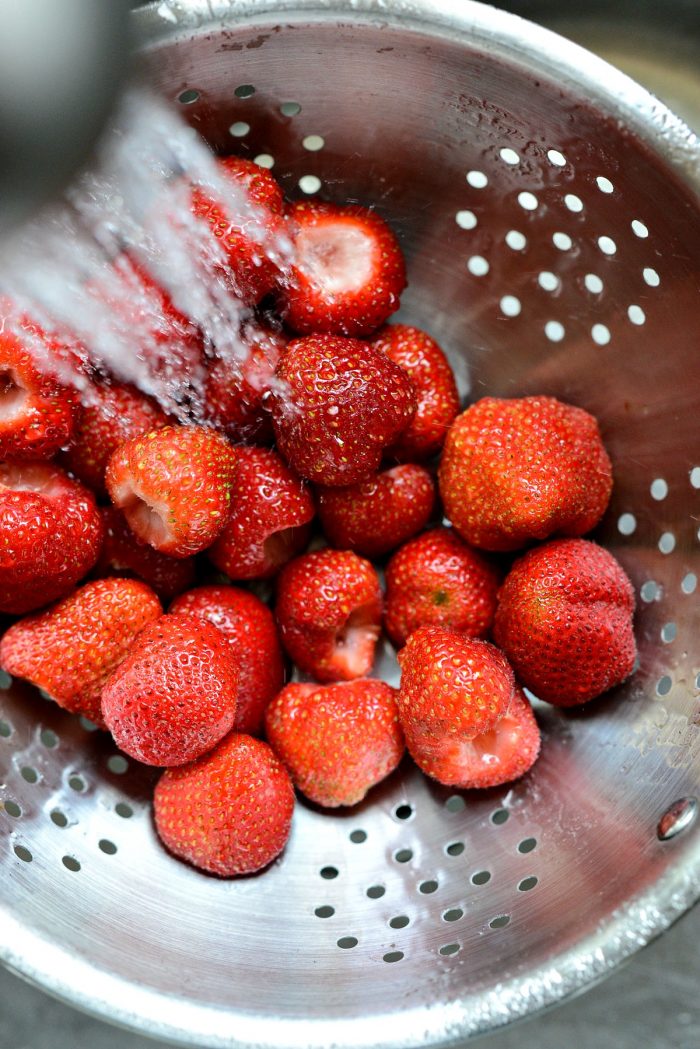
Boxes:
[384,527,500,648]
[316,464,436,558]
[95,506,196,600]
[203,327,285,445]
[0,325,80,460]
[170,585,285,736]
[0,462,103,614]
[270,335,416,486]
[63,380,169,496]
[207,446,314,580]
[191,156,287,305]
[493,538,636,706]
[101,613,239,766]
[0,578,161,727]
[105,424,238,558]
[282,201,406,336]
[370,324,460,460]
[275,549,382,682]
[397,627,515,762]
[154,733,294,876]
[405,685,541,789]
[265,679,404,807]
[439,396,613,552]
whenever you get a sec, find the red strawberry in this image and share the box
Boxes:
[170,585,285,736]
[0,462,103,614]
[439,396,613,552]
[265,679,404,807]
[370,324,460,460]
[0,325,79,460]
[384,527,500,648]
[282,201,406,337]
[270,335,416,486]
[154,733,294,876]
[275,549,382,682]
[397,626,515,759]
[105,424,238,558]
[316,464,436,558]
[0,578,161,727]
[203,327,285,445]
[101,613,239,766]
[406,686,540,789]
[207,446,314,580]
[64,380,169,496]
[493,538,636,706]
[192,156,287,304]
[95,506,196,600]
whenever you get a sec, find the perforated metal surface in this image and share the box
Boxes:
[2,2,700,1047]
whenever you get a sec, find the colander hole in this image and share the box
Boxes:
[564,193,583,213]
[466,170,488,189]
[20,766,38,784]
[456,210,477,230]
[302,135,325,151]
[491,808,509,825]
[500,295,521,317]
[439,942,461,956]
[419,880,439,895]
[552,231,572,250]
[547,149,566,166]
[389,915,410,929]
[337,936,358,949]
[234,84,255,98]
[598,236,616,255]
[0,720,12,738]
[689,466,700,488]
[656,675,673,697]
[659,533,676,555]
[471,870,491,885]
[394,849,413,863]
[298,174,320,193]
[643,267,660,286]
[538,271,559,292]
[518,837,537,854]
[99,839,117,855]
[366,885,385,899]
[4,800,21,818]
[255,154,275,169]
[489,915,511,929]
[280,101,301,116]
[584,273,604,294]
[499,147,520,165]
[0,671,11,689]
[177,89,200,105]
[617,513,637,536]
[628,305,646,325]
[229,121,250,137]
[505,230,526,250]
[641,580,660,602]
[631,219,649,238]
[320,866,339,879]
[443,908,464,922]
[14,845,32,863]
[467,256,489,277]
[544,320,565,342]
[40,728,58,748]
[446,841,465,856]
[394,804,413,820]
[79,717,98,732]
[596,176,614,193]
[383,951,404,963]
[445,795,466,813]
[62,856,81,872]
[518,876,538,891]
[682,573,697,595]
[651,478,668,500]
[518,191,538,211]
[591,323,611,346]
[349,830,367,843]
[315,906,334,918]
[661,623,677,643]
[50,809,68,828]
[107,755,128,774]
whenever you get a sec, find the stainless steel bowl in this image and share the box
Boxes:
[1,2,700,1047]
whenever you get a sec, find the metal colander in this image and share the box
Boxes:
[2,1,700,1046]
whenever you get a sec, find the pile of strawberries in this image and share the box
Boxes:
[0,156,637,878]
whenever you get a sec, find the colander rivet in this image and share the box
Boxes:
[657,797,698,840]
